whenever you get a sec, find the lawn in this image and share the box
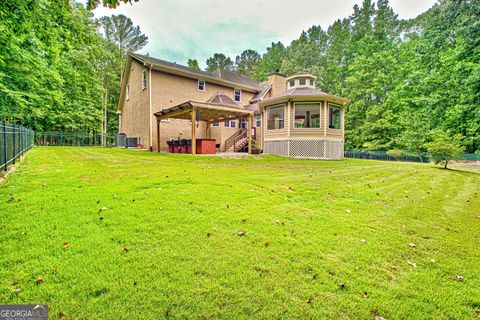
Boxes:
[0,147,479,319]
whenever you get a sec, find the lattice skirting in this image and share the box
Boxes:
[264,140,343,159]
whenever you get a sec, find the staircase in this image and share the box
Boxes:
[225,128,256,152]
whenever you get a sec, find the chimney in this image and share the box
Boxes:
[267,70,286,97]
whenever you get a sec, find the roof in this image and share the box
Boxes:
[259,87,349,107]
[243,102,259,112]
[250,84,271,103]
[206,92,240,108]
[286,73,317,81]
[130,53,261,91]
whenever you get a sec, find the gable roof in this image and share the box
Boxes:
[206,92,240,107]
[130,53,261,91]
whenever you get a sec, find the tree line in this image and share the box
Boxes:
[0,0,146,138]
[196,0,479,153]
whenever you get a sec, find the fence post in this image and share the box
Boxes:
[2,121,7,171]
[12,124,16,164]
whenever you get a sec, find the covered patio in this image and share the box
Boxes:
[154,100,254,155]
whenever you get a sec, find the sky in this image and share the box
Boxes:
[88,0,438,68]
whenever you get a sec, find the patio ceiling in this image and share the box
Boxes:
[154,101,253,122]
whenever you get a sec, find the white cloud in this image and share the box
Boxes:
[88,0,438,67]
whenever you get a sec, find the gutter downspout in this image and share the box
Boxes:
[148,65,153,151]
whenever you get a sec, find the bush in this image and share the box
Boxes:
[386,149,405,161]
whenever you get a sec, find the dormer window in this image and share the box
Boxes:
[234,89,241,102]
[198,80,205,92]
[289,80,295,88]
[310,79,314,86]
[299,78,306,86]
[285,74,316,89]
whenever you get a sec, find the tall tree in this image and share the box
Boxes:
[205,53,234,72]
[87,0,139,10]
[252,42,288,81]
[99,14,148,86]
[235,49,261,78]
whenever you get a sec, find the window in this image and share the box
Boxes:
[142,69,147,90]
[299,78,306,86]
[126,84,130,101]
[161,118,172,123]
[289,80,295,88]
[224,120,236,128]
[255,114,261,127]
[239,119,247,129]
[234,89,241,102]
[294,104,320,128]
[329,104,342,129]
[198,80,205,92]
[310,79,314,86]
[267,105,284,130]
[212,122,219,127]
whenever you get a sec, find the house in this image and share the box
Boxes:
[117,52,349,159]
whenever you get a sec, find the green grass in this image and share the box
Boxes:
[1,147,479,319]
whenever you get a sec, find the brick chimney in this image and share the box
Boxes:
[267,70,287,97]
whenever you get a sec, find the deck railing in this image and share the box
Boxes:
[1,121,35,171]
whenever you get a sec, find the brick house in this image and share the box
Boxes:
[117,52,348,159]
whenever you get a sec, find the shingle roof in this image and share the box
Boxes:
[250,84,271,103]
[206,92,240,107]
[267,87,329,100]
[130,53,261,90]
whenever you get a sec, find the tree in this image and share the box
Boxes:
[99,14,148,86]
[235,49,261,78]
[187,59,200,70]
[205,53,234,72]
[87,0,139,10]
[425,131,464,169]
[252,42,287,81]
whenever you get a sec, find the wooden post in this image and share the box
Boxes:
[191,108,196,155]
[247,114,252,154]
[206,121,211,139]
[157,119,161,153]
[324,100,328,137]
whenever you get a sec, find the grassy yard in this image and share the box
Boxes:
[0,147,479,319]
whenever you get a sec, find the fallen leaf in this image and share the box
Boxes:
[456,275,464,281]
[238,231,245,237]
[58,312,65,318]
[345,209,351,213]
[13,289,21,294]
[264,242,269,248]
[207,232,212,237]
[41,184,48,187]
[362,291,368,298]
[62,242,69,248]
[407,261,417,268]
[338,282,345,289]
[370,309,379,315]
[99,216,104,220]
[361,239,366,243]
[123,247,129,253]
[99,207,107,212]
[225,204,230,209]
[409,243,417,248]
[474,310,480,318]
[275,219,280,224]
[312,274,318,279]
[306,297,314,304]
[36,278,44,284]
[164,308,172,317]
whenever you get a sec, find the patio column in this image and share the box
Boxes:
[191,107,196,155]
[156,119,161,153]
[248,114,252,154]
[206,121,211,139]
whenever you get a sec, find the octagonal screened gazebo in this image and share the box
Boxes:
[154,94,254,154]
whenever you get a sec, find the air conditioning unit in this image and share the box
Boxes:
[126,137,139,148]
[116,133,126,148]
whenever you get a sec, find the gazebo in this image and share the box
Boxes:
[154,94,254,154]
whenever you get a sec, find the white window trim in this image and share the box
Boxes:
[289,79,296,88]
[328,103,342,130]
[126,84,130,101]
[266,104,285,131]
[142,69,147,90]
[255,113,262,127]
[293,102,322,129]
[198,80,206,92]
[234,88,241,102]
[224,119,236,128]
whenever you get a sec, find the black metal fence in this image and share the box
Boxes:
[345,150,480,163]
[35,132,116,147]
[1,121,35,171]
